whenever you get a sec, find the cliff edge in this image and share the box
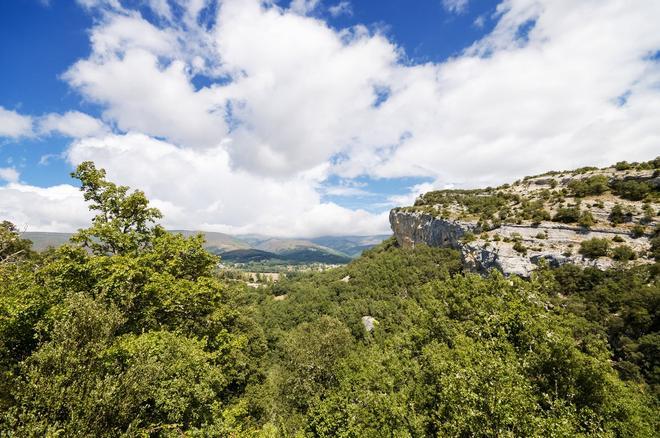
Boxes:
[390,159,659,276]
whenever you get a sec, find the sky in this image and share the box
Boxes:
[0,0,659,237]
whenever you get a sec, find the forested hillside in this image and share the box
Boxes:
[1,162,658,436]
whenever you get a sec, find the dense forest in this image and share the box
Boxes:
[1,162,658,436]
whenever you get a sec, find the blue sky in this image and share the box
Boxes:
[0,0,659,236]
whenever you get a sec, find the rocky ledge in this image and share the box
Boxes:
[390,209,653,277]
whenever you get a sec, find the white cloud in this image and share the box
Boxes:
[9,0,660,236]
[442,0,469,14]
[0,183,91,232]
[63,132,390,237]
[329,1,352,17]
[0,167,20,183]
[0,107,33,138]
[38,111,108,138]
[290,0,322,15]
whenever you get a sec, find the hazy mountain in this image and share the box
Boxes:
[309,235,392,258]
[170,230,250,253]
[21,232,73,251]
[21,230,387,264]
[220,249,278,263]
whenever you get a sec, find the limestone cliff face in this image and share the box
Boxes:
[389,210,478,249]
[389,209,650,277]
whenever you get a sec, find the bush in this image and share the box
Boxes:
[461,232,477,243]
[615,161,632,171]
[611,179,652,201]
[579,238,610,259]
[578,211,595,228]
[612,235,625,243]
[609,204,630,225]
[631,224,645,238]
[651,237,660,261]
[512,241,527,254]
[568,175,609,197]
[612,245,636,261]
[553,207,581,223]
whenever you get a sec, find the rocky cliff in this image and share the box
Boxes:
[390,159,659,276]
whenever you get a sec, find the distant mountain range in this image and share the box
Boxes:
[21,231,390,265]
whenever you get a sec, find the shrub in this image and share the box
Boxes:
[512,241,527,254]
[614,161,632,171]
[609,204,629,225]
[578,211,595,228]
[553,207,581,223]
[650,237,660,261]
[612,245,636,261]
[611,179,652,201]
[631,224,645,238]
[461,232,477,243]
[612,235,625,243]
[579,238,610,259]
[568,175,609,197]
[642,205,654,224]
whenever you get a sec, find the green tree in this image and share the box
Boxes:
[0,221,34,263]
[279,316,354,410]
[70,161,163,256]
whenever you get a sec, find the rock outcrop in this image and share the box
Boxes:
[389,160,659,277]
[390,209,650,277]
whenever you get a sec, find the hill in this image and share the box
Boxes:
[220,248,279,263]
[19,232,73,251]
[170,230,250,253]
[391,158,659,276]
[21,230,382,265]
[309,235,392,258]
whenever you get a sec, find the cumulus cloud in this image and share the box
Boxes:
[0,107,33,138]
[0,168,20,183]
[0,183,91,232]
[7,0,660,235]
[38,111,108,138]
[64,132,390,237]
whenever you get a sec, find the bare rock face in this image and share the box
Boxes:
[390,209,649,277]
[389,210,479,249]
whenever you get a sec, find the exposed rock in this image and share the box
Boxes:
[340,275,351,283]
[390,208,651,277]
[361,316,377,332]
[389,161,660,277]
[389,210,479,249]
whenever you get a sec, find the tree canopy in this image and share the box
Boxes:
[0,162,658,436]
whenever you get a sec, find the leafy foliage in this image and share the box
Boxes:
[1,162,658,436]
[568,175,609,197]
[579,238,610,259]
